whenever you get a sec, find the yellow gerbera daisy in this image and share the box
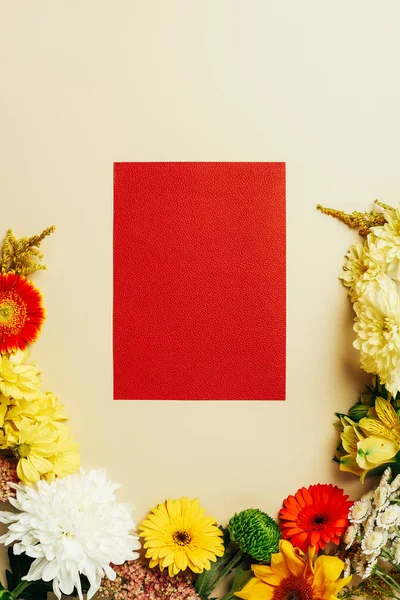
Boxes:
[139,497,224,577]
[236,540,351,600]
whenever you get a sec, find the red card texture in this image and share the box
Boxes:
[114,162,286,400]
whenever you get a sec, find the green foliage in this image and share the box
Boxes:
[6,549,51,600]
[230,566,254,599]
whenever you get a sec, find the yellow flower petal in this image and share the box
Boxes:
[235,577,274,600]
[357,436,398,468]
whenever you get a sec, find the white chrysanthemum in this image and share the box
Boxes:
[0,350,41,400]
[343,557,351,579]
[340,236,383,301]
[0,469,140,600]
[344,523,359,549]
[374,481,392,511]
[390,474,400,494]
[392,538,400,564]
[376,504,400,529]
[353,275,400,395]
[364,511,378,533]
[372,208,400,281]
[361,527,388,555]
[349,499,371,524]
[361,490,375,502]
[353,548,377,579]
[380,467,393,486]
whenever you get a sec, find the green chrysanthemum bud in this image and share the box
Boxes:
[228,508,281,562]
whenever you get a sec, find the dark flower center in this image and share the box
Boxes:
[273,575,314,600]
[173,530,191,546]
[313,515,325,525]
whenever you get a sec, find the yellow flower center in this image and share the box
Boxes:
[0,291,27,334]
[16,443,31,458]
[273,575,314,600]
[172,530,192,546]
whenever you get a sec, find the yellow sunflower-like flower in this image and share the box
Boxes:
[340,235,383,302]
[353,275,400,395]
[236,540,351,600]
[139,497,224,577]
[0,350,41,400]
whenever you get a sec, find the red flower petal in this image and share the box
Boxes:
[0,272,45,354]
[279,483,351,553]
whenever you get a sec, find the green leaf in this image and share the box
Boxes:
[195,552,234,599]
[231,567,253,594]
[6,550,51,600]
[195,527,233,599]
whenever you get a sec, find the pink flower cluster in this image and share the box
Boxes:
[98,560,201,600]
[0,456,18,503]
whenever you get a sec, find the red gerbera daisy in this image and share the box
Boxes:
[279,483,352,553]
[0,271,45,354]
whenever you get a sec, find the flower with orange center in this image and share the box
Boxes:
[279,484,352,553]
[235,540,351,600]
[0,272,45,354]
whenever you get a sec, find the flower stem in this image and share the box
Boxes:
[11,581,32,598]
[375,567,400,599]
[209,550,244,597]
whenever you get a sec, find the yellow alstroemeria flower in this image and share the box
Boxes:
[359,397,400,443]
[356,436,399,470]
[236,539,351,600]
[338,399,400,481]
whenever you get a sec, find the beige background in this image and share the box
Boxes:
[1,0,400,566]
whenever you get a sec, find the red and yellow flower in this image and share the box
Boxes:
[279,484,352,553]
[0,272,45,354]
[236,540,351,600]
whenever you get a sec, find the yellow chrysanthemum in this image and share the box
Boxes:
[7,418,58,484]
[0,350,41,400]
[5,392,68,431]
[0,394,11,427]
[372,206,400,281]
[139,497,224,577]
[340,235,383,302]
[44,425,80,481]
[236,540,351,600]
[353,275,400,395]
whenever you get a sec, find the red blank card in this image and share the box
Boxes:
[113,162,286,400]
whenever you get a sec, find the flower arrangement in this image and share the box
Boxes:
[2,208,400,600]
